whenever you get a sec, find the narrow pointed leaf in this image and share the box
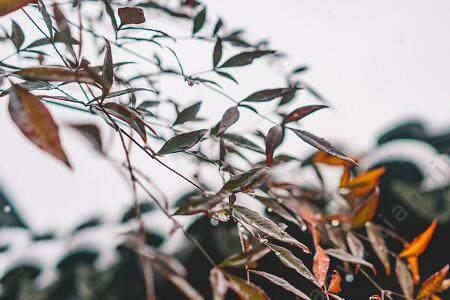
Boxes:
[192,7,206,35]
[219,246,270,268]
[213,37,223,68]
[341,167,385,199]
[351,187,380,228]
[225,272,270,300]
[216,106,239,136]
[313,244,330,288]
[222,133,264,153]
[292,129,357,166]
[15,67,101,86]
[395,258,414,299]
[326,248,375,272]
[219,50,276,68]
[416,265,449,299]
[70,124,103,154]
[242,87,298,103]
[282,105,328,125]
[220,167,269,193]
[399,219,437,258]
[266,243,319,286]
[174,193,225,215]
[265,125,283,167]
[407,256,421,285]
[158,129,208,155]
[366,222,391,275]
[37,0,52,37]
[11,20,25,50]
[9,86,71,167]
[346,232,365,259]
[250,270,311,300]
[166,273,204,300]
[102,41,113,98]
[174,102,201,125]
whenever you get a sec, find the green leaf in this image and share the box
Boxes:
[173,192,225,215]
[242,87,299,103]
[158,129,208,155]
[232,205,310,253]
[212,18,223,36]
[250,270,312,300]
[215,70,238,84]
[219,50,275,68]
[174,102,202,125]
[192,7,206,35]
[213,37,223,68]
[11,20,24,50]
[292,129,357,166]
[266,243,319,287]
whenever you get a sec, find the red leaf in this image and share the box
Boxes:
[313,244,330,288]
[9,85,71,167]
[282,104,328,125]
[341,167,385,200]
[265,125,283,167]
[15,67,101,86]
[118,7,146,26]
[328,270,342,294]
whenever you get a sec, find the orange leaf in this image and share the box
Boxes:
[407,256,421,285]
[351,187,380,228]
[341,167,385,199]
[0,0,36,16]
[431,295,442,300]
[313,244,330,288]
[339,166,351,187]
[8,85,71,167]
[399,220,437,258]
[416,264,449,299]
[15,67,102,86]
[313,151,354,167]
[328,270,342,294]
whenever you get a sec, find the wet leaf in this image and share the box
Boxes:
[265,125,283,167]
[219,50,275,68]
[266,243,319,286]
[399,219,437,258]
[192,7,206,35]
[220,167,269,193]
[292,129,357,166]
[102,102,147,143]
[326,248,375,272]
[118,7,146,26]
[9,85,71,167]
[0,0,35,16]
[219,246,270,268]
[210,268,228,300]
[341,167,385,199]
[233,206,310,253]
[328,270,342,294]
[395,258,414,299]
[351,187,380,228]
[416,265,449,299]
[213,37,223,68]
[282,105,328,125]
[242,87,299,103]
[250,270,311,300]
[225,272,270,300]
[216,106,239,136]
[366,222,391,275]
[70,124,103,154]
[11,20,25,50]
[158,129,208,155]
[102,41,113,98]
[15,67,101,86]
[174,102,201,125]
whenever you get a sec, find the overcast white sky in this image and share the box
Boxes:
[1,0,449,234]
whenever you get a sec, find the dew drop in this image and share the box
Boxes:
[210,219,219,226]
[3,206,11,213]
[345,274,354,282]
[331,220,340,227]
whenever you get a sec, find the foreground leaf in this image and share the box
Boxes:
[225,272,270,300]
[341,167,385,199]
[407,256,421,285]
[158,129,208,155]
[313,244,330,288]
[15,67,101,86]
[219,50,275,68]
[118,7,146,26]
[192,7,206,35]
[399,219,437,258]
[395,258,414,299]
[9,86,70,167]
[233,206,309,253]
[416,265,449,299]
[0,0,35,16]
[282,105,328,125]
[366,222,391,275]
[292,129,356,166]
[216,106,239,136]
[220,167,269,193]
[266,243,319,286]
[251,270,311,300]
[351,187,380,228]
[328,270,342,294]
[265,125,283,167]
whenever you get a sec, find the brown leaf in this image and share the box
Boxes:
[328,270,342,294]
[242,87,299,103]
[416,265,449,299]
[351,187,380,228]
[0,0,36,17]
[15,67,101,86]
[166,273,204,300]
[118,7,146,26]
[326,248,375,272]
[313,244,330,288]
[102,41,113,98]
[219,246,270,268]
[282,105,328,125]
[340,167,385,199]
[366,222,391,275]
[399,219,437,258]
[9,85,71,167]
[265,125,283,167]
[395,258,414,299]
[216,106,239,136]
[213,37,223,68]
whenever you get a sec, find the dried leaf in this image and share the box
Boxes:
[219,50,275,68]
[416,265,449,299]
[174,102,201,125]
[225,272,270,300]
[0,0,35,17]
[341,167,385,199]
[395,258,414,299]
[250,270,311,300]
[292,129,357,166]
[266,243,319,286]
[102,41,113,98]
[118,7,146,26]
[242,87,298,103]
[192,7,206,35]
[399,219,437,258]
[213,37,223,68]
[328,270,342,294]
[326,248,375,272]
[265,125,283,167]
[366,222,391,275]
[351,187,380,228]
[158,129,208,155]
[346,232,365,259]
[15,67,101,86]
[216,106,239,136]
[9,86,70,167]
[282,105,328,125]
[233,206,310,253]
[313,244,330,288]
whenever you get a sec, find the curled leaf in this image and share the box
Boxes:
[219,246,270,268]
[9,86,71,167]
[399,219,437,258]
